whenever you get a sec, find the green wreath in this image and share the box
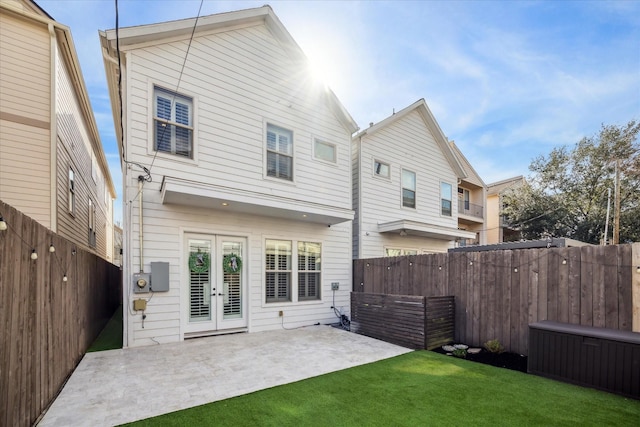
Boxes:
[223,253,242,274]
[189,251,210,274]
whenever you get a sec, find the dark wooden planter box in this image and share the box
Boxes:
[529,321,640,399]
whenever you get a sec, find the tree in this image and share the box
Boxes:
[502,120,640,244]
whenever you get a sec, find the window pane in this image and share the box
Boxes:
[265,240,291,303]
[402,170,416,191]
[403,189,415,208]
[374,161,389,177]
[441,182,452,199]
[442,199,452,216]
[175,102,190,126]
[315,140,336,162]
[385,248,401,257]
[441,182,452,216]
[156,96,171,120]
[154,87,193,158]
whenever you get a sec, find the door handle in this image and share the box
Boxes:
[218,293,225,296]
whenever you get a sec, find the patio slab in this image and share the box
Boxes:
[37,325,412,426]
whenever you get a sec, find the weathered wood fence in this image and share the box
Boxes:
[0,200,121,427]
[353,244,638,356]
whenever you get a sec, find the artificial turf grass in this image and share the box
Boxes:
[87,305,123,352]
[122,350,640,427]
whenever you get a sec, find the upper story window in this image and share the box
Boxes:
[374,160,390,178]
[314,139,336,163]
[68,168,75,215]
[154,87,193,158]
[88,198,96,247]
[402,169,416,208]
[441,182,452,216]
[266,124,293,180]
[458,187,470,210]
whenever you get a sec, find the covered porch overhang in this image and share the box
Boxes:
[160,176,354,226]
[378,220,477,241]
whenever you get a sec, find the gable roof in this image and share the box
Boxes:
[487,175,525,196]
[99,5,358,162]
[449,141,485,188]
[354,99,467,179]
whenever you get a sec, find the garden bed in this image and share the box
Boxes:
[431,345,528,373]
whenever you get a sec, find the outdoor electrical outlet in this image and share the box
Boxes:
[331,282,339,290]
[278,310,284,317]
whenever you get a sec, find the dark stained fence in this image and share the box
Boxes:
[353,244,635,356]
[351,292,455,350]
[0,200,121,427]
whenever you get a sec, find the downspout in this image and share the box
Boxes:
[138,176,144,273]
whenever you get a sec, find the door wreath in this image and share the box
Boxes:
[189,251,210,274]
[223,253,242,274]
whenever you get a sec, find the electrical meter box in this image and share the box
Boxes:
[133,272,150,293]
[150,262,170,292]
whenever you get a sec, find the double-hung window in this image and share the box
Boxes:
[441,182,452,216]
[298,242,321,301]
[265,239,322,303]
[88,198,96,247]
[266,124,293,180]
[68,168,75,214]
[154,87,193,158]
[402,169,416,208]
[265,240,292,302]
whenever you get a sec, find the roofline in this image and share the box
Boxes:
[100,6,358,136]
[487,175,524,188]
[354,99,466,179]
[1,0,117,198]
[450,141,486,188]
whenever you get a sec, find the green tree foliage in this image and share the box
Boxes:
[502,120,640,244]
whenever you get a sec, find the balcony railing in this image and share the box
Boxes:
[458,201,483,218]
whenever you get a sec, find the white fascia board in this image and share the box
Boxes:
[378,219,477,241]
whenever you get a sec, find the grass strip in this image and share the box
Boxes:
[87,305,123,352]
[122,350,640,426]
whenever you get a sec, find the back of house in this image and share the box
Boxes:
[100,6,357,347]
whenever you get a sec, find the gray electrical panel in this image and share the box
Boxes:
[150,262,170,292]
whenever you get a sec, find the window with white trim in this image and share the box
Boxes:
[68,168,75,214]
[441,182,452,216]
[385,248,418,257]
[154,87,193,158]
[265,240,291,302]
[88,198,96,247]
[374,160,390,178]
[266,124,293,180]
[314,140,336,163]
[298,242,321,301]
[402,169,416,208]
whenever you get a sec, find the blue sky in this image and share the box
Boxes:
[38,0,640,224]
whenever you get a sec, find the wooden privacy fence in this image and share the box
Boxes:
[0,200,121,427]
[351,292,455,350]
[353,244,638,356]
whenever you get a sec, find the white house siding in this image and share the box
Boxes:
[351,138,361,258]
[125,24,351,211]
[125,181,352,346]
[55,43,109,258]
[0,9,51,227]
[357,110,459,258]
[118,17,354,347]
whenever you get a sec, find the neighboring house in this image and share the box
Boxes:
[0,0,116,261]
[113,224,123,267]
[486,175,525,244]
[352,99,476,259]
[450,141,487,247]
[100,6,358,347]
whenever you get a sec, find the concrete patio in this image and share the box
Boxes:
[37,325,412,426]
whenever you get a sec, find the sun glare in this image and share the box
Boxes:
[305,43,341,90]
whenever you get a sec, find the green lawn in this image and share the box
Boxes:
[87,305,123,352]
[122,350,640,426]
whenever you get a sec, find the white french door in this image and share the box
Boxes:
[183,234,247,335]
